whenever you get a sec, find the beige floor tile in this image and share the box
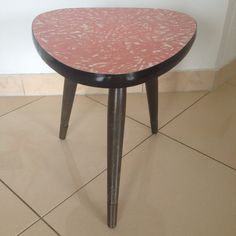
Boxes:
[89,91,206,127]
[20,221,57,236]
[0,96,150,216]
[45,134,236,236]
[0,182,37,236]
[161,84,236,169]
[0,96,41,116]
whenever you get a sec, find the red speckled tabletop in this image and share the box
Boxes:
[32,8,196,75]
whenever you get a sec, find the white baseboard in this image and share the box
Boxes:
[158,70,215,92]
[214,58,236,88]
[0,61,235,96]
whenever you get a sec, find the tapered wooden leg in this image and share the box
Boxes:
[59,78,77,140]
[145,77,158,134]
[107,88,126,228]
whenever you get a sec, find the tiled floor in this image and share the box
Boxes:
[0,80,236,235]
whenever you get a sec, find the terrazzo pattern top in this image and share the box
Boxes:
[32,8,196,75]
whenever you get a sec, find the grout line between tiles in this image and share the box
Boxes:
[0,96,45,118]
[86,92,212,132]
[0,179,41,217]
[42,134,153,219]
[85,95,151,128]
[159,91,210,130]
[0,178,61,236]
[125,115,150,128]
[41,169,106,218]
[16,219,41,236]
[17,221,61,236]
[85,94,107,107]
[41,218,62,236]
[17,218,61,236]
[122,134,153,159]
[159,132,236,172]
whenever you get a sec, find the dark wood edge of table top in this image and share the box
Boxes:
[32,31,196,88]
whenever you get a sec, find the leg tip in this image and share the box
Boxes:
[59,125,68,140]
[151,126,158,134]
[107,204,118,228]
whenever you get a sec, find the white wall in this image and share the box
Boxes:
[217,0,236,68]
[0,0,229,74]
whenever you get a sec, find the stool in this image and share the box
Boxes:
[32,8,196,228]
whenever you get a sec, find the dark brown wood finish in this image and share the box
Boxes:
[107,88,126,228]
[32,33,196,88]
[145,77,158,134]
[59,78,77,140]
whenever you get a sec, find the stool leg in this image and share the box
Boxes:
[145,77,158,134]
[107,88,126,228]
[59,78,77,140]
